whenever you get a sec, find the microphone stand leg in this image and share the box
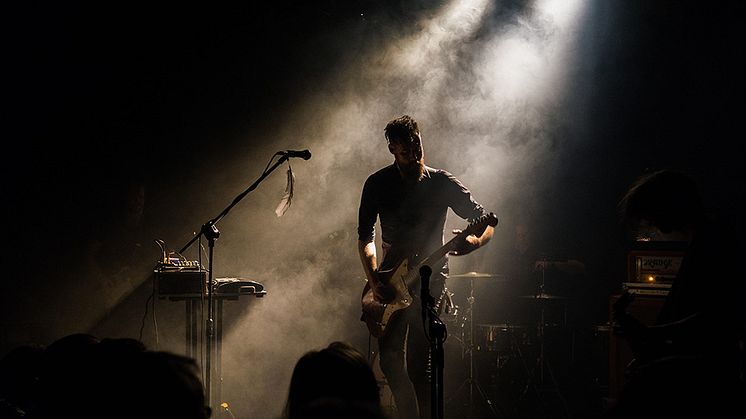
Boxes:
[430,320,446,419]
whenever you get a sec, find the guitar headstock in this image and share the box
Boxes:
[464,212,498,237]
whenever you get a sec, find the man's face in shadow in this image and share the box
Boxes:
[388,134,424,180]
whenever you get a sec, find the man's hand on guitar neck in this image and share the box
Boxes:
[448,225,494,256]
[449,214,497,256]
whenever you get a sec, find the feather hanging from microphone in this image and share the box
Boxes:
[275,163,295,217]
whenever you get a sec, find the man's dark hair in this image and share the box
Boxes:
[384,115,420,144]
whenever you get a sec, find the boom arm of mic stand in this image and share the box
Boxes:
[173,152,290,410]
[178,153,290,255]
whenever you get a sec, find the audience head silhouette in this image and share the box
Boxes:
[284,341,383,419]
[16,333,210,419]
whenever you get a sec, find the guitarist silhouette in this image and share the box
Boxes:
[357,115,496,419]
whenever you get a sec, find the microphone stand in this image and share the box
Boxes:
[178,152,293,410]
[421,266,446,419]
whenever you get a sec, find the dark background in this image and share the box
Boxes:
[3,0,745,417]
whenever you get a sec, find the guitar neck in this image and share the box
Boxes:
[419,239,458,270]
[406,237,459,284]
[405,212,496,286]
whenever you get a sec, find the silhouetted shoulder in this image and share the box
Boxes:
[425,166,463,184]
[367,164,398,181]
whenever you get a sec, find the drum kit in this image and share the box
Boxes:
[442,267,571,419]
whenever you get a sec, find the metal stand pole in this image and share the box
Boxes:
[516,259,569,419]
[421,265,446,419]
[204,225,218,408]
[447,277,502,418]
[176,152,294,412]
[430,316,446,419]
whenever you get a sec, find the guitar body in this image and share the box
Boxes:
[359,212,498,338]
[361,259,414,338]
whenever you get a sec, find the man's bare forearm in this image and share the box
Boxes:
[358,240,378,286]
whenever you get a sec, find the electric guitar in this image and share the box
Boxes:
[361,213,498,337]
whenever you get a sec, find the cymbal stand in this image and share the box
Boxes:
[518,260,569,418]
[447,276,502,418]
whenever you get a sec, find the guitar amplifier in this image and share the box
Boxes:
[627,249,684,284]
[625,243,685,296]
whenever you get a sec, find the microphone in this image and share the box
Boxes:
[280,149,312,160]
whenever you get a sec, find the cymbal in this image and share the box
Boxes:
[447,271,507,279]
[519,292,567,300]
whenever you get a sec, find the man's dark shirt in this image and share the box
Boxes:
[357,164,486,278]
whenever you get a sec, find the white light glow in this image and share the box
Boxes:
[387,0,493,72]
[536,0,586,29]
